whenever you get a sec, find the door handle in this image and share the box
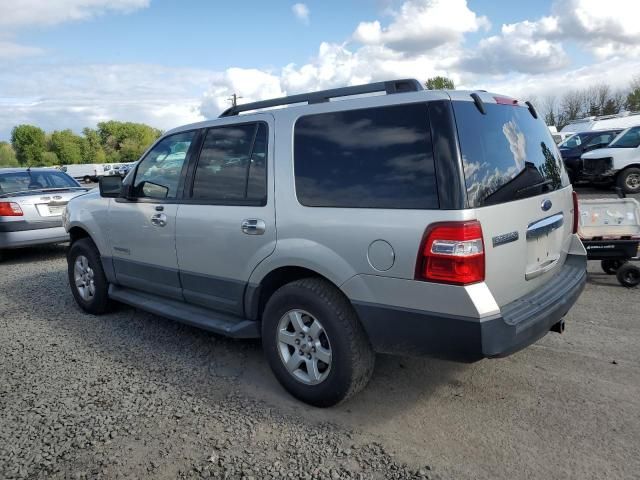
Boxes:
[150,213,167,227]
[241,219,266,235]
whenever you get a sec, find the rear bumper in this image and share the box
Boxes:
[0,226,69,249]
[352,254,587,361]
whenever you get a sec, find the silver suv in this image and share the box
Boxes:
[64,79,587,407]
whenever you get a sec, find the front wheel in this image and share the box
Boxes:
[617,167,640,194]
[262,278,375,407]
[616,263,640,288]
[67,238,112,314]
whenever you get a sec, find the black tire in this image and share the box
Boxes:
[262,277,375,407]
[616,263,640,288]
[617,167,640,195]
[601,259,626,275]
[67,238,112,314]
[83,175,91,184]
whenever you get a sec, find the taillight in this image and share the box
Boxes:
[572,190,579,234]
[416,221,485,285]
[0,202,23,216]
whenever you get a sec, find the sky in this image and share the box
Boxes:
[1,0,640,140]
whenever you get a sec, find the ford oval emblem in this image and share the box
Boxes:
[541,199,552,211]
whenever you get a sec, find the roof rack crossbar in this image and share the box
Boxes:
[219,78,423,117]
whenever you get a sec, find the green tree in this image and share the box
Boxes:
[41,151,60,166]
[81,128,106,164]
[0,141,19,167]
[50,129,83,165]
[11,124,46,166]
[425,76,455,90]
[97,121,161,163]
[626,76,640,112]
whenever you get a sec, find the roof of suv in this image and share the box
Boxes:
[165,78,516,137]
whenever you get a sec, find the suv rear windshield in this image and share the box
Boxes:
[453,101,569,207]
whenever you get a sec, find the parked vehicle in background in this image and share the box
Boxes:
[558,129,622,182]
[63,79,587,407]
[581,126,640,194]
[561,111,640,135]
[0,168,88,259]
[117,163,135,177]
[61,164,98,183]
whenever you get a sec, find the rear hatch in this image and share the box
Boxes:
[451,96,575,307]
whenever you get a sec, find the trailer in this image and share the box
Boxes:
[578,195,640,287]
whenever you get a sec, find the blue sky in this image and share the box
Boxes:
[1,0,639,140]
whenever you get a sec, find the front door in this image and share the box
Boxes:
[108,130,198,299]
[175,117,275,316]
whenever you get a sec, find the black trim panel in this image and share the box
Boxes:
[0,219,63,232]
[180,271,245,315]
[112,257,183,300]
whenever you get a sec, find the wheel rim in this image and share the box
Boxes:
[623,269,639,284]
[276,309,332,385]
[74,255,95,301]
[625,173,640,191]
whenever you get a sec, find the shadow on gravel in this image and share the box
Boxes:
[0,243,68,265]
[6,267,464,427]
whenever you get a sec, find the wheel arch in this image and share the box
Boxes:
[245,265,348,321]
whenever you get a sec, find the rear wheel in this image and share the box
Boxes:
[262,278,375,407]
[617,167,640,194]
[67,238,111,314]
[616,263,640,288]
[601,259,626,275]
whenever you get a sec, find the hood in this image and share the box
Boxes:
[581,147,619,159]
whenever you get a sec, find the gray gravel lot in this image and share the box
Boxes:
[0,187,638,480]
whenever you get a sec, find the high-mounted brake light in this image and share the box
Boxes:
[494,96,519,105]
[572,190,579,234]
[416,221,485,285]
[0,202,23,216]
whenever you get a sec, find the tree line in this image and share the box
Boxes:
[0,121,162,168]
[423,75,640,130]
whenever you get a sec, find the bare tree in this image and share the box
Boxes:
[541,94,558,126]
[560,90,584,125]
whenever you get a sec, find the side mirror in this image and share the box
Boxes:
[99,176,123,198]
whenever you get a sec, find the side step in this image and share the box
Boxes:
[108,285,261,339]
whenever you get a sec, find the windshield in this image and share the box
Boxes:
[559,133,588,148]
[0,170,80,195]
[609,126,640,148]
[453,101,569,207]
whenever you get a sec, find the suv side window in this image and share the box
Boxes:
[132,131,196,200]
[584,133,614,148]
[191,122,267,204]
[294,103,438,209]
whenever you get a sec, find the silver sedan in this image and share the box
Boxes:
[0,168,89,259]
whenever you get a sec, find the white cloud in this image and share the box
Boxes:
[292,3,310,25]
[457,18,568,74]
[353,0,490,53]
[0,40,43,58]
[0,0,150,28]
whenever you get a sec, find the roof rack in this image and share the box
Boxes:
[219,78,424,117]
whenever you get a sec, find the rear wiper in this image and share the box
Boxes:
[515,179,553,197]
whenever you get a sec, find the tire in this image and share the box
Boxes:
[262,278,375,407]
[67,238,112,314]
[83,175,91,184]
[617,167,640,195]
[601,259,626,275]
[616,263,640,288]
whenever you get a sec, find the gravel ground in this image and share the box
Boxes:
[0,187,638,480]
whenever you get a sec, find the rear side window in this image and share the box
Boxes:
[294,103,438,209]
[191,123,267,204]
[453,101,569,207]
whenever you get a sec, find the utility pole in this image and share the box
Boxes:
[227,93,242,107]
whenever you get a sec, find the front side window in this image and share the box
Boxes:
[191,122,267,204]
[610,127,640,148]
[294,103,438,209]
[560,134,584,148]
[132,131,196,200]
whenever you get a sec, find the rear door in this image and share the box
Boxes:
[107,130,198,300]
[175,116,275,316]
[452,97,575,307]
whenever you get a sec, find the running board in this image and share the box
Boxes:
[108,285,260,339]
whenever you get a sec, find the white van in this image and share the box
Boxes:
[61,164,98,183]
